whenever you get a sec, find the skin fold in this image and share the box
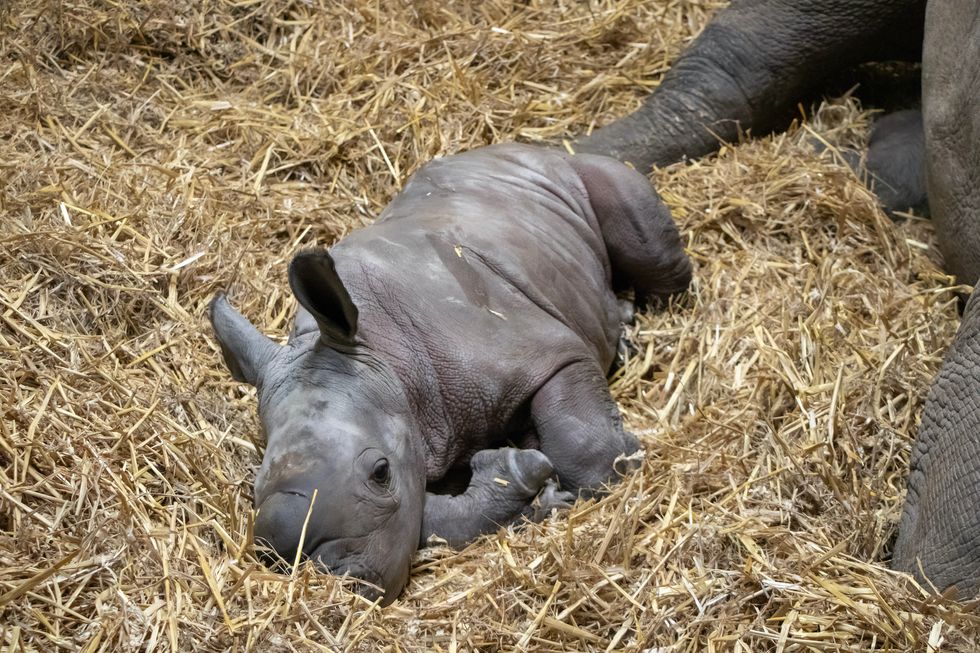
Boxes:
[211,143,691,604]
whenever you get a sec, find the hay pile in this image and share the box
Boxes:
[2,0,978,650]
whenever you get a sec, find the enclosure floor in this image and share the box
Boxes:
[2,1,978,650]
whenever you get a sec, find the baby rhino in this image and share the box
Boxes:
[210,143,692,604]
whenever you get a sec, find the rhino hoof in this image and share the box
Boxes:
[470,448,556,496]
[613,441,644,476]
[526,479,576,522]
[505,449,556,495]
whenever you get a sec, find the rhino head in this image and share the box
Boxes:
[210,250,426,605]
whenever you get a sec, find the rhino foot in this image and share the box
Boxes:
[522,479,576,523]
[811,110,928,219]
[470,448,555,499]
[421,448,568,548]
[531,359,642,495]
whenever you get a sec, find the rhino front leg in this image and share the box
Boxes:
[531,360,640,495]
[420,448,573,548]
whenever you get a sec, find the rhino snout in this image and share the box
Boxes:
[254,490,316,569]
[253,490,397,603]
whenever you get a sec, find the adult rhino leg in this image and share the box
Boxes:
[531,359,640,495]
[576,0,926,171]
[893,290,980,597]
[419,448,573,548]
[566,153,692,305]
[922,2,980,285]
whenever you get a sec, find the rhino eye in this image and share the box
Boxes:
[371,459,390,485]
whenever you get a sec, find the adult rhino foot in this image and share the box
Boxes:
[812,109,928,218]
[863,110,928,218]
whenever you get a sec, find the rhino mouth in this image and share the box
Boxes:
[309,545,385,600]
[254,533,386,601]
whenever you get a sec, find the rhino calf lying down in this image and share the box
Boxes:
[211,143,692,604]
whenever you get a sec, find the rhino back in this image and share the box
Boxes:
[893,290,980,595]
[331,144,622,478]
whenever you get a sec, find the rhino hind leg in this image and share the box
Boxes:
[531,359,640,495]
[419,448,573,548]
[575,0,925,172]
[567,153,692,306]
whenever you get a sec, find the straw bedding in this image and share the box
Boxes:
[2,0,979,650]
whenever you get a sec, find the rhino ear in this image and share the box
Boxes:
[288,249,358,346]
[210,293,280,386]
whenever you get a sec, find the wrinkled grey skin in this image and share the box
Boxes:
[920,2,980,286]
[576,0,980,595]
[211,143,692,604]
[891,3,980,597]
[893,289,980,597]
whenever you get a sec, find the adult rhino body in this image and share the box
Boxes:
[920,1,980,286]
[891,2,980,597]
[577,0,980,595]
[211,143,692,604]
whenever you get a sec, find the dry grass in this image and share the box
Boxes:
[2,0,978,650]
